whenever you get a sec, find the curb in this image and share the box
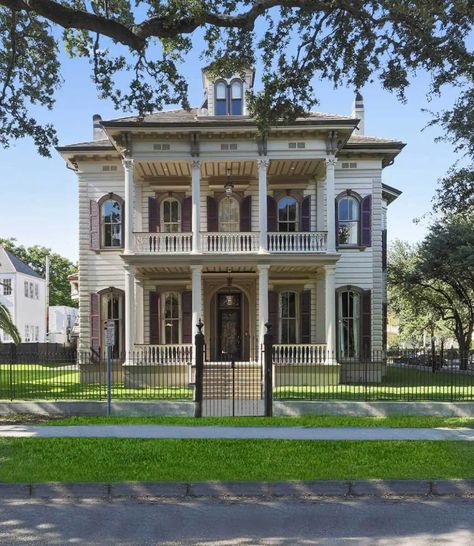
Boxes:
[0,480,473,500]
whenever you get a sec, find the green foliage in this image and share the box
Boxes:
[433,165,474,218]
[0,1,473,154]
[0,238,77,308]
[0,302,20,343]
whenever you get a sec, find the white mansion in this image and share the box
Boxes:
[58,68,403,372]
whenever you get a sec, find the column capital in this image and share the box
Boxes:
[191,159,202,170]
[324,264,336,275]
[325,156,337,167]
[190,264,203,273]
[257,158,270,169]
[122,157,134,170]
[258,263,270,272]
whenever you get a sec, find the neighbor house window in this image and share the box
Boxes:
[219,197,240,232]
[34,326,39,341]
[29,283,34,298]
[338,194,360,245]
[338,289,361,358]
[2,279,12,295]
[230,80,243,115]
[25,325,30,342]
[280,291,298,344]
[215,81,228,115]
[34,284,39,299]
[278,196,298,232]
[24,281,28,297]
[162,292,180,344]
[161,198,181,233]
[101,198,123,247]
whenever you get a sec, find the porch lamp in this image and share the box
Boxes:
[224,167,234,196]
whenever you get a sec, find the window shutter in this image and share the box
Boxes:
[90,200,100,250]
[382,229,387,270]
[382,302,388,351]
[300,196,311,232]
[300,290,311,343]
[268,290,279,341]
[182,291,192,343]
[267,196,277,232]
[90,292,100,353]
[240,195,252,232]
[361,289,372,358]
[361,195,372,247]
[207,196,218,231]
[181,196,192,232]
[335,199,339,247]
[149,291,160,344]
[148,197,160,232]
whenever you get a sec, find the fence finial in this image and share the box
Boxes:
[265,322,272,334]
[197,318,204,334]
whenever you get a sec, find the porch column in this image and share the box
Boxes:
[123,157,134,254]
[258,264,269,354]
[325,156,336,252]
[124,265,136,360]
[324,264,336,362]
[191,160,201,253]
[258,159,269,253]
[191,265,203,335]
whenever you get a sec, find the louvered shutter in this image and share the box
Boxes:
[267,196,277,232]
[90,200,100,250]
[361,289,372,359]
[148,197,160,232]
[382,229,387,270]
[240,195,252,232]
[149,291,160,344]
[182,291,192,343]
[90,293,100,352]
[207,196,218,231]
[268,290,279,341]
[300,196,311,232]
[335,199,339,247]
[181,196,192,232]
[361,195,372,247]
[300,290,311,343]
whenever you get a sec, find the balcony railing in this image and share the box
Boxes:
[134,232,193,254]
[268,232,327,253]
[133,344,193,364]
[201,232,259,253]
[273,344,328,365]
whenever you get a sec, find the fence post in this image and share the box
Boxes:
[263,322,273,417]
[9,343,16,401]
[194,319,204,418]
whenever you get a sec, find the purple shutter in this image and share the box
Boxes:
[300,196,311,232]
[240,195,252,232]
[148,197,160,232]
[182,291,192,343]
[267,196,277,232]
[268,290,279,340]
[181,196,192,232]
[361,195,372,247]
[335,199,339,247]
[361,289,372,358]
[300,290,311,343]
[90,293,100,352]
[207,196,218,231]
[90,200,100,250]
[382,229,387,270]
[149,291,160,344]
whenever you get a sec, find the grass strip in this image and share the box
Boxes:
[0,439,472,482]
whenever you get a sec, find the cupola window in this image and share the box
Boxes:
[215,81,228,116]
[230,80,243,115]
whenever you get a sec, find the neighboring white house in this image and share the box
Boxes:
[48,305,79,344]
[0,245,47,343]
[57,68,403,376]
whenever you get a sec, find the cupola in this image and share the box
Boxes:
[199,68,255,117]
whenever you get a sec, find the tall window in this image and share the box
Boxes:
[34,284,39,299]
[25,325,30,342]
[215,81,227,115]
[161,198,181,233]
[163,292,180,344]
[2,279,12,295]
[102,199,122,247]
[278,196,298,232]
[24,281,28,297]
[230,80,243,115]
[29,283,34,298]
[338,195,360,245]
[338,290,360,358]
[102,291,123,358]
[219,197,240,232]
[280,291,297,344]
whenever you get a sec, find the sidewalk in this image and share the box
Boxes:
[1,424,473,440]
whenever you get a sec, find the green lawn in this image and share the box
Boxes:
[0,438,472,482]
[39,415,474,428]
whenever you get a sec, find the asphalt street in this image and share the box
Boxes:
[0,497,473,545]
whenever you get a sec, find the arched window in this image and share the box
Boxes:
[101,198,122,247]
[215,81,227,116]
[101,289,124,358]
[219,197,240,232]
[338,194,360,245]
[162,292,180,344]
[338,289,361,358]
[230,80,243,115]
[280,291,298,344]
[278,196,298,232]
[161,198,181,233]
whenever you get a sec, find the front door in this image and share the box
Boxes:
[217,293,242,360]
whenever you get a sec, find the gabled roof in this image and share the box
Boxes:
[345,134,405,148]
[56,138,115,152]
[1,247,43,279]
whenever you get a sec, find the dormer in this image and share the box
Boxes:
[199,67,255,117]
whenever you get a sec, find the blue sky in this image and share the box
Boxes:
[0,32,467,263]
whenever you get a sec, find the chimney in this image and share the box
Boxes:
[352,91,364,135]
[93,114,107,141]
